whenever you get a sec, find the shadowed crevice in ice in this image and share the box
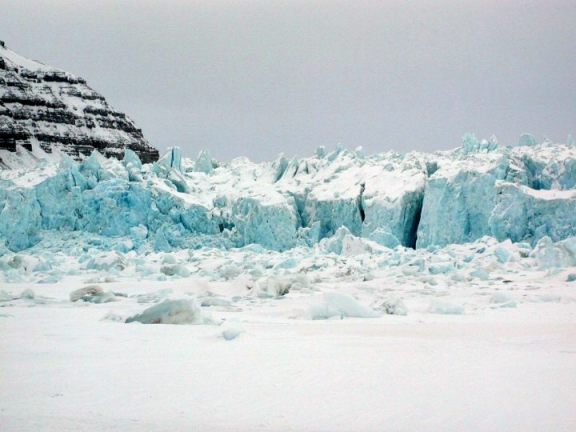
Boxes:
[357,182,366,223]
[405,191,423,249]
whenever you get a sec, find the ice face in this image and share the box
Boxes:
[490,183,576,243]
[416,166,505,248]
[231,196,298,251]
[0,187,41,251]
[416,141,576,248]
[0,137,575,254]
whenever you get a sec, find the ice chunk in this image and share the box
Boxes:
[221,326,243,340]
[200,296,232,307]
[428,262,454,275]
[532,236,576,269]
[85,252,127,271]
[366,229,401,249]
[373,297,408,316]
[0,290,14,302]
[462,133,479,153]
[494,246,512,264]
[518,133,537,147]
[70,285,116,303]
[156,147,183,172]
[160,264,191,277]
[4,254,49,272]
[320,227,381,256]
[470,268,490,280]
[535,294,562,303]
[123,149,143,182]
[217,264,242,280]
[19,288,35,300]
[125,299,209,325]
[194,150,215,174]
[489,292,517,308]
[428,300,465,315]
[256,274,310,298]
[309,292,380,320]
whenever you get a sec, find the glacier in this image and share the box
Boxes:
[1,135,575,255]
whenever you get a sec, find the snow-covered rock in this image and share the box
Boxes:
[0,42,158,165]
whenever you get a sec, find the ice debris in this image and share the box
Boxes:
[221,326,243,340]
[125,299,210,325]
[19,288,35,300]
[428,300,465,315]
[374,297,408,316]
[309,292,380,320]
[255,274,311,298]
[489,292,517,308]
[70,285,116,303]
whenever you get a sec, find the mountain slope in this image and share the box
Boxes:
[0,40,158,164]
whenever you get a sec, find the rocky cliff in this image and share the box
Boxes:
[0,40,159,164]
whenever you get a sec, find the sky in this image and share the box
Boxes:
[1,0,575,161]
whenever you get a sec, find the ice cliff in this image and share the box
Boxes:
[0,41,159,165]
[0,134,575,253]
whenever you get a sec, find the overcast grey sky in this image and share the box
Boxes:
[2,0,575,160]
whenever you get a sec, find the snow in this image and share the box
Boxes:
[1,274,576,431]
[0,44,61,73]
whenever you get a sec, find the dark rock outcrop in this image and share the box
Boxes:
[0,42,159,163]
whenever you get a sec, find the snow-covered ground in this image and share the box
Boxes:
[2,251,576,431]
